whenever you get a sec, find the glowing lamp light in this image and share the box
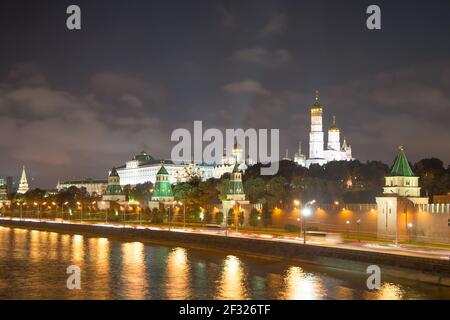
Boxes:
[302,208,312,217]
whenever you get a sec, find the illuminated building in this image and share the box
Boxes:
[376,146,429,240]
[115,150,248,187]
[151,163,174,202]
[221,164,250,225]
[102,167,126,202]
[56,179,107,195]
[17,165,29,194]
[293,142,306,167]
[305,91,353,167]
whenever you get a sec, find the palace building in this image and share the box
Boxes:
[115,147,250,187]
[56,178,108,195]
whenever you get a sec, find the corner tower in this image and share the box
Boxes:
[383,146,426,203]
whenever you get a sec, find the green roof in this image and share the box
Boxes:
[109,167,119,177]
[391,146,414,177]
[157,164,169,175]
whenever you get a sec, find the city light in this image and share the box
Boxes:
[302,208,312,217]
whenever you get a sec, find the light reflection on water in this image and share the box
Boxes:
[0,226,448,300]
[216,255,248,300]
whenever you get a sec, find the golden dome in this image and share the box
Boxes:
[311,90,323,113]
[329,116,340,132]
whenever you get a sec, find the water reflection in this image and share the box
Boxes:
[0,227,447,300]
[30,230,40,262]
[89,237,111,299]
[166,247,191,299]
[372,283,405,300]
[216,255,248,300]
[282,266,324,300]
[121,242,147,299]
[71,234,84,265]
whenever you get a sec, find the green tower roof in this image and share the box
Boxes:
[391,146,414,177]
[109,167,119,177]
[157,163,169,175]
[152,162,173,200]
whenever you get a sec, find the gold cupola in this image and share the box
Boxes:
[329,116,340,132]
[311,90,323,116]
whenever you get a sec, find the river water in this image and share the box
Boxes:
[0,226,448,299]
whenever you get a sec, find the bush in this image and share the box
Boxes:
[215,211,224,224]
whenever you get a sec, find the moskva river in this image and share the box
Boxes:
[0,226,448,299]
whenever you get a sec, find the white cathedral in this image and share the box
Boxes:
[294,91,353,167]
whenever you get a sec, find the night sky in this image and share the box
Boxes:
[1,0,450,188]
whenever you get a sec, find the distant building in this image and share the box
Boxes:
[115,150,249,187]
[17,166,29,194]
[0,176,13,193]
[293,142,306,167]
[56,179,107,195]
[305,91,353,167]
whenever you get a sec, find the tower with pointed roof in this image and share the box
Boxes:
[376,146,428,241]
[226,164,246,201]
[151,162,174,202]
[383,146,421,198]
[221,163,250,227]
[17,166,29,194]
[102,167,126,202]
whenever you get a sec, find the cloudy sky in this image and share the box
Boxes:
[1,0,450,188]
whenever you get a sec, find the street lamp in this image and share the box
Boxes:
[77,201,83,222]
[302,207,312,244]
[293,199,301,238]
[407,223,413,242]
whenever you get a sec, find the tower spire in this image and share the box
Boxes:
[17,165,29,194]
[391,145,414,177]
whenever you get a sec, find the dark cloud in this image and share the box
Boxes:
[0,66,168,188]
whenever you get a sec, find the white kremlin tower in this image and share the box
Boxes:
[17,165,29,194]
[305,91,353,167]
